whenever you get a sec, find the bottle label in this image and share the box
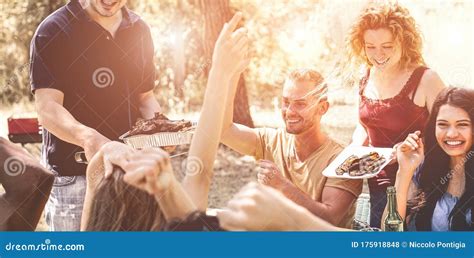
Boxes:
[384,222,403,232]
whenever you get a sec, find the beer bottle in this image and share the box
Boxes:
[383,186,404,232]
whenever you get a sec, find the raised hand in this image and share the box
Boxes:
[396,131,424,178]
[212,12,250,78]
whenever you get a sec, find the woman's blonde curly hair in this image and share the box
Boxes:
[347,1,425,69]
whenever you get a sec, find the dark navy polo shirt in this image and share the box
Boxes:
[30,0,155,176]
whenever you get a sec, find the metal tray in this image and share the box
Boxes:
[119,125,195,149]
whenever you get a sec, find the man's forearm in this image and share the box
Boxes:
[292,205,346,231]
[37,101,103,148]
[280,183,336,224]
[139,92,162,119]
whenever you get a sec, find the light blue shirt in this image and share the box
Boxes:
[431,192,472,231]
[410,166,472,231]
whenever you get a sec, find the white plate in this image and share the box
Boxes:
[322,146,394,179]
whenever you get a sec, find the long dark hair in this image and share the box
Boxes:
[411,87,474,231]
[86,167,164,231]
[86,167,222,231]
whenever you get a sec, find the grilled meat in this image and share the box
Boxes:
[128,112,193,136]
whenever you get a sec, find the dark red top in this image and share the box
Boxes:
[359,66,430,191]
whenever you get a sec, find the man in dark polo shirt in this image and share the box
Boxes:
[30,0,162,231]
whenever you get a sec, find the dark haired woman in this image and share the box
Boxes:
[392,87,473,231]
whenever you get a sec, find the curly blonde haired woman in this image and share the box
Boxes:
[347,1,445,227]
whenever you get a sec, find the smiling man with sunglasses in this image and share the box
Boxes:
[221,69,362,228]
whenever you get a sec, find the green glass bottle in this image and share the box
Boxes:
[383,186,404,232]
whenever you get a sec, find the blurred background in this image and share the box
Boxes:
[0,0,473,230]
[1,0,473,140]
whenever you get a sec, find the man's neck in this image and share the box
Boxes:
[80,0,123,37]
[293,127,327,162]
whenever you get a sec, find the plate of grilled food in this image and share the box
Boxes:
[119,112,196,149]
[322,146,393,179]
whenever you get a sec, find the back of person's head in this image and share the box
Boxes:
[86,167,163,231]
[413,87,474,231]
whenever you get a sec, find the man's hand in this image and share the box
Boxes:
[217,182,295,230]
[257,160,291,191]
[119,148,177,196]
[97,141,136,178]
[82,130,111,161]
[218,182,338,231]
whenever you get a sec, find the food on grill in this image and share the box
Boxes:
[128,112,193,136]
[335,151,386,177]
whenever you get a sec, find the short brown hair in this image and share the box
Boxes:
[285,68,327,101]
[287,68,324,85]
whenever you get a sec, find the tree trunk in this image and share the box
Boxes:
[197,0,254,127]
[172,0,187,98]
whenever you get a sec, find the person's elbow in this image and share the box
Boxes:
[35,101,49,126]
[318,205,344,225]
[34,89,64,126]
[326,212,344,226]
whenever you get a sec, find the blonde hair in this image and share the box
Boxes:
[285,68,327,101]
[287,68,324,85]
[347,1,425,69]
